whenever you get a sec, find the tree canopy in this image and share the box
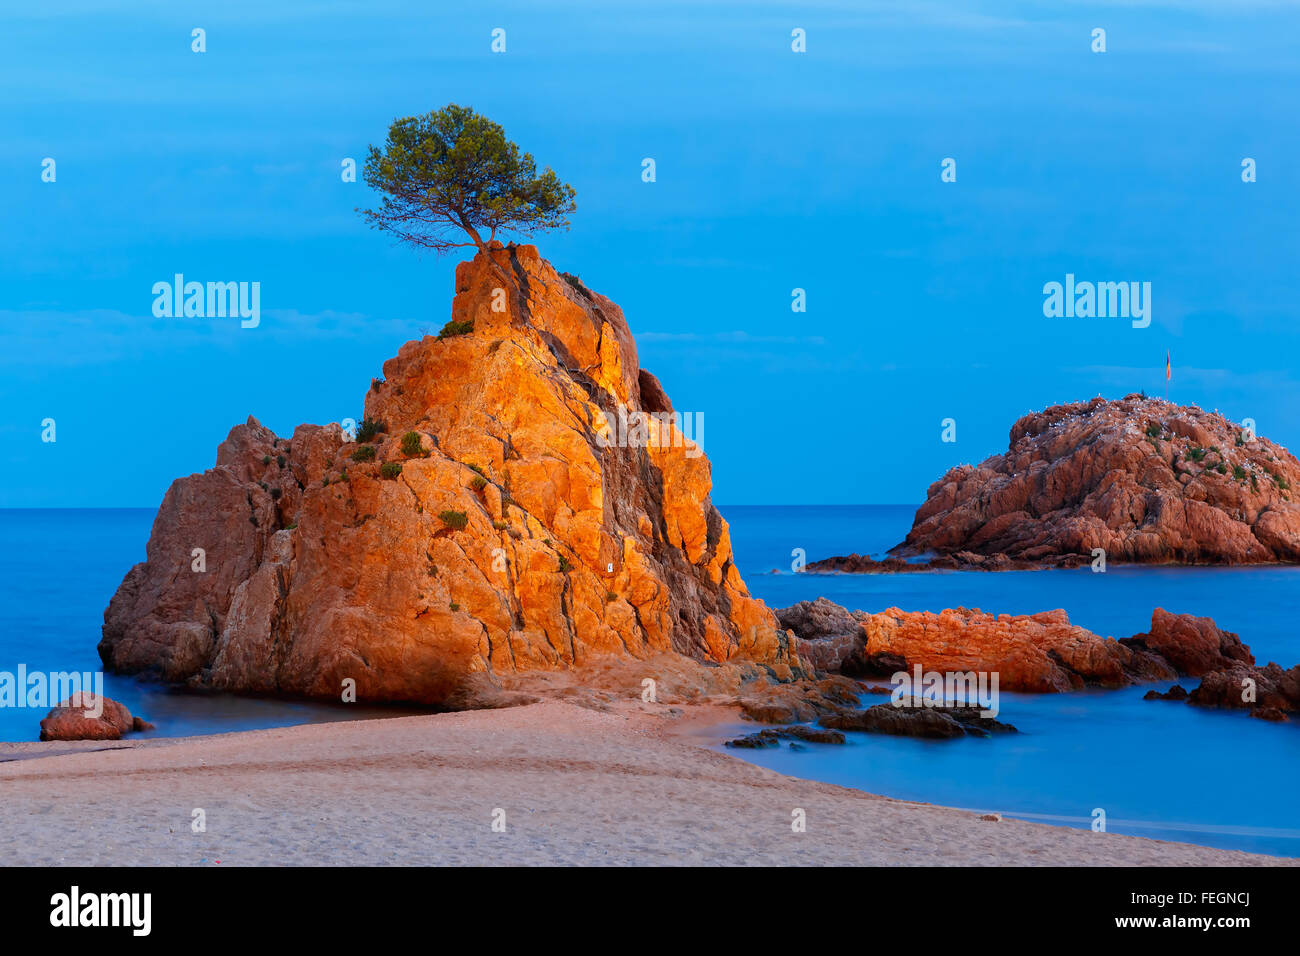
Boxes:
[358,104,576,256]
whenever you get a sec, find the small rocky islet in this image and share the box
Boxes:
[808,394,1300,573]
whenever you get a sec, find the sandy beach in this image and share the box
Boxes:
[1,700,1289,866]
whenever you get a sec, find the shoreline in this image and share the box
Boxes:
[2,699,1291,866]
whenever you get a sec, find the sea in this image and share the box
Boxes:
[2,505,1297,857]
[723,505,1300,859]
[0,509,418,742]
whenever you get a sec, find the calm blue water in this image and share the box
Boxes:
[2,506,1297,857]
[723,504,1300,858]
[0,509,424,744]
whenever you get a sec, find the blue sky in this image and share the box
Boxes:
[3,0,1298,506]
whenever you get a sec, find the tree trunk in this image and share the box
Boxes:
[463,225,529,324]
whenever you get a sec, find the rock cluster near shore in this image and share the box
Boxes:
[782,596,1299,723]
[809,395,1300,572]
[859,606,1180,692]
[779,597,1186,691]
[100,245,798,709]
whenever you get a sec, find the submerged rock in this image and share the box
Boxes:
[820,702,1018,739]
[725,725,846,748]
[1143,684,1189,701]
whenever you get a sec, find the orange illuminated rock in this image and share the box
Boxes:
[100,244,796,707]
[785,602,1288,707]
[785,600,1185,691]
[849,606,1176,692]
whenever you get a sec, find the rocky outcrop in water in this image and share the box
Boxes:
[725,725,846,748]
[775,598,869,674]
[808,395,1300,572]
[785,604,1192,692]
[1187,662,1300,721]
[785,600,1281,692]
[100,244,799,708]
[781,596,1298,723]
[821,702,1018,739]
[1144,684,1189,701]
[1119,607,1253,677]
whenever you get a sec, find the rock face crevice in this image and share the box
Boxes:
[811,395,1300,572]
[101,244,796,707]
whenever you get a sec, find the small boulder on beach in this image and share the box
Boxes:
[39,693,154,741]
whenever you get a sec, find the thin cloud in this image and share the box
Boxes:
[0,307,421,367]
[639,330,826,345]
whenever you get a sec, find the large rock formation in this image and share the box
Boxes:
[100,244,798,708]
[810,395,1300,571]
